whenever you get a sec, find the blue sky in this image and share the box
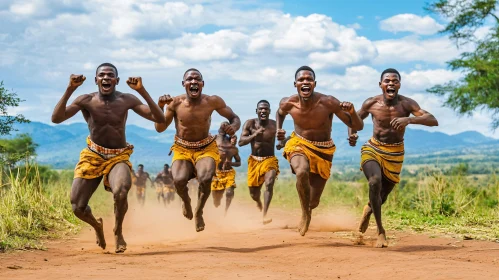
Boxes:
[0,0,497,138]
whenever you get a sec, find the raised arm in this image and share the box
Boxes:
[348,98,373,146]
[155,95,175,133]
[276,97,291,143]
[51,74,88,124]
[126,77,165,123]
[330,97,364,131]
[391,98,439,130]
[238,120,261,146]
[212,96,241,135]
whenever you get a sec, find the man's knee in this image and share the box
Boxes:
[197,172,213,186]
[226,187,235,198]
[72,203,86,216]
[249,188,260,201]
[295,167,309,181]
[368,175,382,190]
[310,198,320,209]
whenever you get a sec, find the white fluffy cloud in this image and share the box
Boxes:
[380,13,444,35]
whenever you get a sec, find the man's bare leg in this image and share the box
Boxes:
[172,160,195,220]
[249,187,263,211]
[108,163,132,253]
[194,157,216,232]
[309,173,328,210]
[212,190,224,208]
[358,176,396,233]
[262,170,276,225]
[290,155,311,236]
[70,177,106,249]
[225,186,235,215]
[361,161,388,248]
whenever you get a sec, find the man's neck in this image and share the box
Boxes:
[383,95,399,107]
[299,92,315,108]
[257,118,269,126]
[98,91,117,101]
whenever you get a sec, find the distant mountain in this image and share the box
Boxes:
[7,121,499,172]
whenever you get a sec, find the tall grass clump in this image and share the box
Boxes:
[0,164,79,251]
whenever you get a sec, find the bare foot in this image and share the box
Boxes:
[182,199,193,220]
[114,233,127,253]
[297,211,311,236]
[375,232,388,248]
[353,232,365,245]
[195,215,205,232]
[95,218,106,250]
[263,217,272,225]
[358,205,372,233]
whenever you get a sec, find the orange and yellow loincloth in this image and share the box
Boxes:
[283,132,336,180]
[136,184,146,196]
[170,135,220,171]
[156,183,175,194]
[211,169,236,191]
[247,155,279,187]
[360,137,405,184]
[74,136,133,192]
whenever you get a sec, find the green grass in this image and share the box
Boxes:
[244,170,499,241]
[0,164,111,251]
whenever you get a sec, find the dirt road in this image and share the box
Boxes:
[1,196,498,280]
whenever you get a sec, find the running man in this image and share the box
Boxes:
[276,66,364,236]
[211,123,241,215]
[154,68,241,232]
[349,68,438,248]
[132,164,152,206]
[154,164,175,205]
[51,63,165,253]
[239,100,279,224]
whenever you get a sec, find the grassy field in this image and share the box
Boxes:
[0,164,111,251]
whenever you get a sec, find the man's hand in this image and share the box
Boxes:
[276,129,286,141]
[340,101,355,114]
[158,94,173,108]
[391,117,410,130]
[348,133,358,147]
[230,135,237,146]
[126,77,144,91]
[69,74,86,88]
[254,127,265,137]
[222,122,236,136]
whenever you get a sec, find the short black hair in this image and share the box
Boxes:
[380,68,401,81]
[257,100,270,106]
[295,66,315,80]
[164,164,169,167]
[138,164,144,168]
[96,63,118,76]
[183,68,203,80]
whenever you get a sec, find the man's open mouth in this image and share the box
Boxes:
[386,88,396,96]
[102,83,112,90]
[260,113,268,119]
[301,85,311,93]
[190,84,199,94]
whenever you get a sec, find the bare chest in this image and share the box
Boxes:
[84,99,128,127]
[175,102,212,126]
[370,103,409,126]
[288,105,332,129]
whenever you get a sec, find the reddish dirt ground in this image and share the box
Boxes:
[1,197,498,280]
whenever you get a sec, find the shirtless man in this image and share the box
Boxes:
[348,68,438,248]
[155,68,241,232]
[154,164,175,205]
[51,63,165,253]
[276,66,364,236]
[211,123,241,214]
[133,164,152,206]
[239,100,279,224]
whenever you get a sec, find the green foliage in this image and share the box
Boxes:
[0,81,29,136]
[426,0,499,129]
[0,134,38,168]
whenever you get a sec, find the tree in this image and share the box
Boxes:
[0,134,38,168]
[426,0,499,129]
[0,81,29,135]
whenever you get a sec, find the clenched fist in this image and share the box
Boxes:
[390,117,410,130]
[276,128,286,141]
[348,133,358,147]
[158,94,173,107]
[221,122,236,136]
[126,77,144,91]
[340,102,355,114]
[69,74,86,88]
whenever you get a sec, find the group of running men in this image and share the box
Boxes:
[51,63,438,253]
